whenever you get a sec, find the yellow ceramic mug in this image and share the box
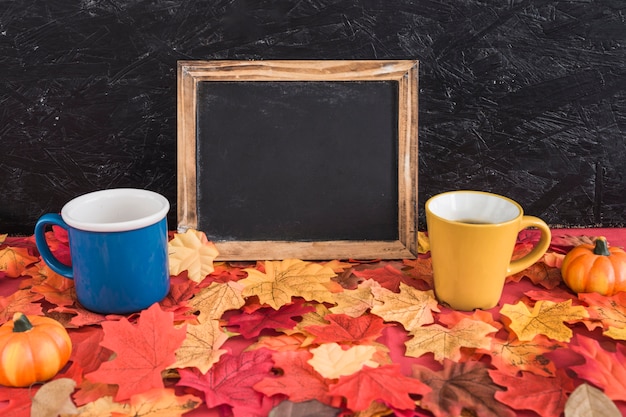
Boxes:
[425,191,551,310]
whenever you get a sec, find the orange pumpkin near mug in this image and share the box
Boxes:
[561,237,626,296]
[0,313,72,387]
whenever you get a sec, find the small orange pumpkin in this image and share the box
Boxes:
[561,237,626,296]
[0,313,72,387]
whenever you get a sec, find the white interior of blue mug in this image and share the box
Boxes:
[61,188,170,232]
[427,191,521,224]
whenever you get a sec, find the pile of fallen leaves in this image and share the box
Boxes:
[0,229,625,417]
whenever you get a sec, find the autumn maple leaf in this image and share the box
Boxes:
[74,388,201,417]
[171,318,229,374]
[569,334,626,402]
[578,291,626,332]
[0,385,37,417]
[308,342,379,379]
[168,229,219,282]
[405,318,497,361]
[227,300,315,339]
[0,246,39,278]
[352,264,418,292]
[328,364,429,411]
[500,300,588,342]
[370,282,439,332]
[489,368,575,417]
[0,289,44,325]
[240,259,337,309]
[413,360,515,417]
[254,350,335,404]
[177,349,276,417]
[484,334,563,377]
[329,278,380,318]
[188,280,246,323]
[305,313,388,345]
[85,303,186,401]
[509,261,562,289]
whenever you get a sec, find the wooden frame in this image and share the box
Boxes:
[177,60,419,260]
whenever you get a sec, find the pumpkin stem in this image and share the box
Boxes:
[593,237,611,256]
[12,313,33,333]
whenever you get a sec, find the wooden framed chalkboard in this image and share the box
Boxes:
[177,60,419,260]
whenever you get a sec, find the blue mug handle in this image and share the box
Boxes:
[34,213,74,279]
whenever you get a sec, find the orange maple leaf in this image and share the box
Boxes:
[328,364,430,412]
[484,334,563,377]
[85,303,186,401]
[0,246,39,278]
[0,289,44,324]
[578,292,626,332]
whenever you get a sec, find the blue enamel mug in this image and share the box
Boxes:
[34,188,170,314]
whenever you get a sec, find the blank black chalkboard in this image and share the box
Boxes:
[177,60,419,260]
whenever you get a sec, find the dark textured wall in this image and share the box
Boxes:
[1,0,625,235]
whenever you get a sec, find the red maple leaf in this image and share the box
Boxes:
[254,350,335,404]
[568,334,626,402]
[226,301,315,339]
[328,364,430,412]
[85,303,186,401]
[177,348,277,417]
[0,385,37,417]
[0,289,44,325]
[159,274,200,321]
[413,360,515,417]
[402,257,434,289]
[68,326,109,375]
[352,264,421,292]
[489,368,574,417]
[305,313,388,345]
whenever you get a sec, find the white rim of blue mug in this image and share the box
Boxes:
[60,188,170,232]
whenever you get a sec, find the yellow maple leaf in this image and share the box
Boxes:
[188,281,246,323]
[329,279,381,318]
[171,319,229,374]
[370,282,439,332]
[405,318,498,361]
[500,300,588,342]
[0,234,7,244]
[308,342,379,379]
[168,229,219,282]
[603,326,626,341]
[240,259,336,309]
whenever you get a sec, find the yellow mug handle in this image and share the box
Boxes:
[507,216,552,276]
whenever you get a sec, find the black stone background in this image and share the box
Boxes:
[1,0,625,235]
